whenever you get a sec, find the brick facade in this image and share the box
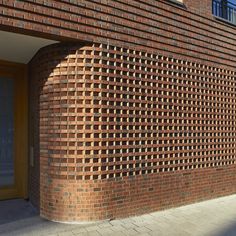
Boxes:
[0,0,236,68]
[29,42,236,221]
[1,0,236,222]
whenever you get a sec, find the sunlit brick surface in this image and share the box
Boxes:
[83,44,236,178]
[30,43,236,221]
[40,43,236,179]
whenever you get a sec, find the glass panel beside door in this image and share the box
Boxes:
[0,77,14,188]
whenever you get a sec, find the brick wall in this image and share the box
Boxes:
[29,42,236,221]
[1,0,236,68]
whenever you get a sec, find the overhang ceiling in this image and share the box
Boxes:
[0,30,57,64]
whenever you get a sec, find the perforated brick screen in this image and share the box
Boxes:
[36,43,236,180]
[30,43,236,221]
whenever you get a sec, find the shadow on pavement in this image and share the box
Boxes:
[0,199,58,236]
[0,199,91,236]
[213,221,236,236]
[0,199,38,225]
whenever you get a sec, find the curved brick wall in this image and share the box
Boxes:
[29,43,236,222]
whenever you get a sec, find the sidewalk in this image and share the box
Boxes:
[1,195,236,236]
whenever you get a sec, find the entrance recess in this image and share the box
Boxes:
[0,61,28,200]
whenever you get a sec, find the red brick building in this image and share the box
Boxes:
[0,0,236,222]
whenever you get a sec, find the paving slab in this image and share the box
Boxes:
[1,195,236,235]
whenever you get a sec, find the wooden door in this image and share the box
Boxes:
[0,61,28,200]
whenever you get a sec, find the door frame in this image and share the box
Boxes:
[0,60,28,200]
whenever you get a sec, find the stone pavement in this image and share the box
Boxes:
[1,195,236,236]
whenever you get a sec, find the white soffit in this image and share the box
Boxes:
[0,30,58,64]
